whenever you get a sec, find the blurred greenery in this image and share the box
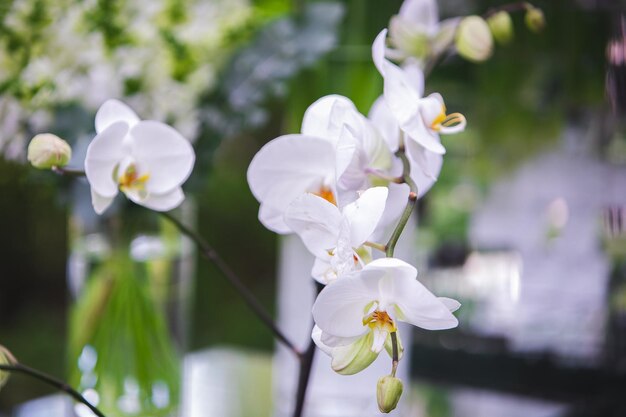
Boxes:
[0,0,613,413]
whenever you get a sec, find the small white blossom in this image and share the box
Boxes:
[84,99,195,214]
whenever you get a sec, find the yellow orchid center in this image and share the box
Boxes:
[430,105,466,133]
[314,186,337,206]
[363,309,397,333]
[117,163,150,194]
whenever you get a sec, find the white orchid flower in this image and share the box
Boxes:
[312,258,459,372]
[302,95,393,193]
[247,134,339,234]
[284,187,388,284]
[372,29,466,156]
[369,95,442,199]
[387,0,460,64]
[84,99,195,214]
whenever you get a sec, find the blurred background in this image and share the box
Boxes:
[1,0,626,416]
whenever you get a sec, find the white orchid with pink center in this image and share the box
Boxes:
[84,99,195,214]
[312,258,460,374]
[284,187,388,284]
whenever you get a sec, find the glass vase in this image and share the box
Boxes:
[67,185,195,417]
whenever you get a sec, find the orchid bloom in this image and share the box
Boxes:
[372,29,466,157]
[284,187,388,284]
[312,258,459,373]
[369,96,442,198]
[302,95,393,195]
[84,99,195,214]
[386,0,459,64]
[247,134,338,234]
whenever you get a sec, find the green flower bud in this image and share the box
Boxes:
[27,133,72,169]
[455,16,494,63]
[487,11,514,45]
[525,6,545,33]
[0,345,17,391]
[377,375,404,413]
[331,331,378,375]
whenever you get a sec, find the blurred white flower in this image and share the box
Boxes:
[386,0,459,65]
[84,99,195,214]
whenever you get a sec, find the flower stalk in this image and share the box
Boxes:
[385,137,419,258]
[0,363,107,417]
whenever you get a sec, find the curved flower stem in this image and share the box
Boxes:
[0,363,106,417]
[390,332,399,377]
[385,141,418,258]
[292,281,324,417]
[51,166,87,177]
[160,211,303,360]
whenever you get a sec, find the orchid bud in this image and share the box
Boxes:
[525,6,545,33]
[455,16,494,62]
[377,375,404,413]
[27,133,72,169]
[0,345,17,391]
[487,11,513,45]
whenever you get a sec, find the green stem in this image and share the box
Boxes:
[385,141,418,258]
[159,212,303,360]
[364,241,387,253]
[390,332,399,377]
[0,363,107,417]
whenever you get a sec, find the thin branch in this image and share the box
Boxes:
[51,166,86,177]
[385,140,418,258]
[292,281,324,417]
[160,211,303,360]
[0,363,106,417]
[390,332,399,377]
[46,167,302,359]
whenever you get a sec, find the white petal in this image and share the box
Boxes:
[301,95,359,142]
[432,18,461,55]
[398,0,439,33]
[342,187,388,247]
[320,329,363,348]
[91,189,115,215]
[259,203,291,234]
[369,96,400,151]
[127,187,185,212]
[311,255,335,284]
[335,125,360,186]
[95,99,140,134]
[391,279,459,330]
[284,193,343,258]
[371,328,388,353]
[372,29,389,76]
[439,297,461,313]
[312,273,380,338]
[247,135,336,231]
[401,59,425,98]
[84,121,129,198]
[130,121,195,194]
[406,139,443,198]
[311,326,334,356]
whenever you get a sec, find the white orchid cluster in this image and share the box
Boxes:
[246,0,477,411]
[0,0,251,160]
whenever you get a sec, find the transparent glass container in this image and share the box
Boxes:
[67,184,195,417]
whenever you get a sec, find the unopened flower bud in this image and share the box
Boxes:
[525,6,545,33]
[376,375,404,413]
[455,16,494,62]
[487,11,513,45]
[0,345,17,390]
[27,133,72,169]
